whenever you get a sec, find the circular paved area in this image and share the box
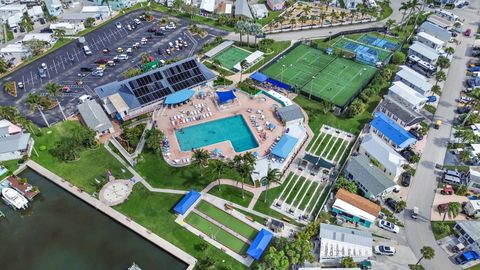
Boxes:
[99,180,134,206]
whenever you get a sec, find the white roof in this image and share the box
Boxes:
[0,4,26,11]
[251,4,268,18]
[233,50,264,70]
[360,133,406,177]
[50,22,75,29]
[409,42,439,61]
[7,13,22,26]
[82,6,110,13]
[200,0,215,12]
[319,223,373,260]
[389,81,428,107]
[27,5,43,16]
[266,90,292,106]
[205,40,234,58]
[333,198,377,223]
[427,15,453,29]
[417,31,444,46]
[22,33,54,42]
[396,65,432,94]
[472,144,480,156]
[468,200,480,211]
[0,43,29,54]
[225,3,232,14]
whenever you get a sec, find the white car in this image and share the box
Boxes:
[378,220,400,234]
[115,22,122,29]
[374,245,396,256]
[117,54,128,60]
[17,82,24,89]
[126,48,132,54]
[134,18,141,25]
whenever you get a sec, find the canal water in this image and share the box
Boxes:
[0,169,187,270]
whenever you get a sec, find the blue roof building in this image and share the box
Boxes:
[247,229,273,260]
[271,134,298,159]
[370,112,417,150]
[173,190,201,215]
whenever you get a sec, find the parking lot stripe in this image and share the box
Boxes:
[60,57,66,70]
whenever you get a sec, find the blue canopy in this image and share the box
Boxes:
[271,134,298,159]
[173,190,201,215]
[250,71,269,83]
[165,89,195,105]
[247,229,273,260]
[217,90,237,104]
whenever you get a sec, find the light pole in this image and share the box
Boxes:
[309,76,315,100]
[328,31,333,47]
[281,64,286,82]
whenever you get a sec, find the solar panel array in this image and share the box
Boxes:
[164,59,206,92]
[128,71,171,105]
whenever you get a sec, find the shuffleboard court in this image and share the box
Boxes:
[212,46,252,70]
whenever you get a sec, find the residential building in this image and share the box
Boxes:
[200,0,216,13]
[251,4,268,19]
[375,95,424,129]
[50,22,85,35]
[0,43,32,66]
[7,12,23,29]
[415,32,445,50]
[359,133,407,181]
[319,223,373,264]
[454,221,480,254]
[235,0,253,20]
[369,112,417,150]
[266,0,285,11]
[95,57,215,121]
[467,167,480,194]
[344,0,364,9]
[27,5,43,21]
[0,119,34,161]
[331,188,381,228]
[435,9,460,22]
[77,99,114,137]
[418,21,452,43]
[22,33,57,47]
[427,14,454,30]
[81,6,112,19]
[344,154,398,200]
[408,42,440,64]
[60,12,95,24]
[395,65,433,96]
[45,0,63,16]
[89,0,138,10]
[276,104,304,125]
[0,4,27,21]
[388,81,428,111]
[216,2,232,15]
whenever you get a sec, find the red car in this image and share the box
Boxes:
[94,58,109,64]
[62,86,71,92]
[464,28,472,36]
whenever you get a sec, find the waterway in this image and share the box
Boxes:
[0,169,187,270]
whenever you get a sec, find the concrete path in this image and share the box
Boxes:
[21,160,197,270]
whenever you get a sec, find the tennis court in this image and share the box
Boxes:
[303,57,377,107]
[332,37,392,62]
[212,46,252,70]
[261,44,335,88]
[358,34,399,51]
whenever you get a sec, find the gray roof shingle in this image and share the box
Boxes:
[456,221,480,242]
[77,99,113,133]
[320,223,373,247]
[276,105,304,122]
[377,95,424,127]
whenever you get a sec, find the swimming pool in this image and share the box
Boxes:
[175,115,259,152]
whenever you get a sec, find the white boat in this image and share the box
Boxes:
[2,187,28,210]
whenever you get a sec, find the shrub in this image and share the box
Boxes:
[347,99,365,117]
[391,51,406,64]
[4,81,16,97]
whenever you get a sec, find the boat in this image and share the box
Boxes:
[127,263,142,270]
[2,187,28,210]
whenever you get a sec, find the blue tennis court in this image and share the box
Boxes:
[359,34,399,51]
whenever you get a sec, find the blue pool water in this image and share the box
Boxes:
[176,115,259,152]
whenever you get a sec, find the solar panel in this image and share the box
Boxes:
[128,72,172,105]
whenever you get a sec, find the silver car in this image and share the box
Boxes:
[374,245,396,256]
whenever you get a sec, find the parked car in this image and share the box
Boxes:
[39,18,46,25]
[378,220,400,233]
[91,70,104,77]
[78,95,92,104]
[409,129,424,141]
[40,27,53,33]
[374,245,396,256]
[401,172,411,187]
[441,185,455,195]
[134,18,141,25]
[38,67,46,78]
[62,86,71,93]
[126,24,132,31]
[455,251,479,265]
[457,106,471,114]
[464,28,472,37]
[154,31,164,36]
[117,54,128,60]
[102,48,110,53]
[17,81,24,89]
[147,27,157,32]
[126,48,132,54]
[385,198,402,213]
[94,58,109,64]
[115,22,122,29]
[80,67,93,72]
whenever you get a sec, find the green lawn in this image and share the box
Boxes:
[212,46,251,70]
[284,176,305,204]
[321,136,339,158]
[315,133,332,156]
[289,177,311,207]
[431,221,456,240]
[291,180,314,208]
[333,140,349,162]
[196,201,258,240]
[207,185,253,208]
[135,152,242,190]
[244,41,291,73]
[0,159,20,174]
[6,29,14,41]
[327,138,345,160]
[307,132,326,153]
[32,121,132,194]
[298,182,322,210]
[256,10,282,26]
[233,207,268,225]
[115,185,247,269]
[185,212,249,254]
[309,183,331,216]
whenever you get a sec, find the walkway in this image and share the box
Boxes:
[21,160,197,270]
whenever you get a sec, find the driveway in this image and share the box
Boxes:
[404,4,479,270]
[0,10,227,126]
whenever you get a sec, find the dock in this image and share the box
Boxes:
[6,175,40,201]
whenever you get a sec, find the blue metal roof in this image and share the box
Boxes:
[217,89,237,104]
[247,229,273,260]
[371,112,417,148]
[165,89,195,105]
[173,190,201,215]
[271,134,298,159]
[250,71,269,83]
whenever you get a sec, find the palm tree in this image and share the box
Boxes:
[242,152,256,166]
[239,59,248,83]
[454,129,478,143]
[299,15,308,29]
[350,10,356,24]
[444,47,455,57]
[463,88,480,125]
[45,82,66,120]
[244,22,252,47]
[53,29,66,39]
[212,162,226,191]
[434,71,446,86]
[319,13,326,26]
[385,19,395,35]
[415,246,435,266]
[261,167,281,203]
[25,93,49,127]
[399,1,409,24]
[0,57,8,74]
[330,10,337,23]
[436,57,450,70]
[309,15,315,29]
[431,84,441,95]
[448,202,461,219]
[289,18,296,30]
[192,148,209,176]
[235,21,246,46]
[303,5,312,16]
[339,11,346,24]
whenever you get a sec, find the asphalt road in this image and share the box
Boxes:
[404,4,479,270]
[0,10,226,126]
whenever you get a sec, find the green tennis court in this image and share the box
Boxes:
[185,212,249,254]
[262,44,335,88]
[212,46,252,70]
[332,37,392,61]
[303,57,377,107]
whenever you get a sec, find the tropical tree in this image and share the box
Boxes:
[21,12,34,32]
[339,11,347,23]
[212,162,226,191]
[261,168,281,203]
[53,29,66,39]
[399,1,410,24]
[25,93,49,127]
[45,82,66,120]
[303,5,312,16]
[0,58,8,74]
[239,59,248,83]
[251,23,263,46]
[234,21,246,46]
[460,150,473,164]
[434,70,446,86]
[444,46,455,57]
[24,40,49,56]
[431,84,441,95]
[330,9,337,23]
[416,246,435,266]
[319,99,333,114]
[85,17,96,28]
[192,148,210,176]
[319,13,326,26]
[350,9,357,24]
[454,128,478,143]
[395,200,407,213]
[145,129,164,153]
[385,19,396,38]
[348,99,365,117]
[299,15,308,29]
[172,0,184,12]
[436,57,450,70]
[334,176,358,194]
[290,18,296,29]
[341,256,357,268]
[218,14,228,26]
[244,22,252,46]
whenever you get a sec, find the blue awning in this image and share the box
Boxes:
[165,89,195,105]
[217,90,237,104]
[173,190,201,215]
[271,134,298,159]
[250,71,269,83]
[247,229,273,260]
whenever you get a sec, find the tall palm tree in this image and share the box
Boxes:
[25,93,49,127]
[415,246,435,266]
[212,162,226,191]
[463,88,480,125]
[309,15,315,29]
[45,82,66,120]
[319,13,326,26]
[303,5,312,16]
[299,15,308,29]
[350,10,356,24]
[239,59,248,83]
[235,21,246,46]
[192,148,209,176]
[454,129,478,143]
[289,18,296,30]
[434,71,446,86]
[339,11,346,24]
[444,47,455,57]
[385,19,396,36]
[330,10,337,23]
[261,167,281,203]
[244,22,252,47]
[399,1,409,24]
[448,202,461,220]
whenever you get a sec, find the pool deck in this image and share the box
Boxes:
[17,160,197,270]
[156,89,285,164]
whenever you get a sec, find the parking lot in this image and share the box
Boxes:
[0,10,227,126]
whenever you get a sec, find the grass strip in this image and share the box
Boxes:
[307,132,326,153]
[291,179,313,208]
[333,140,348,162]
[327,138,345,160]
[298,181,319,210]
[207,185,253,208]
[285,176,306,205]
[315,133,332,156]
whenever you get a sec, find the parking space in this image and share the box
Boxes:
[0,10,227,126]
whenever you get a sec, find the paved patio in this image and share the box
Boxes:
[431,189,469,221]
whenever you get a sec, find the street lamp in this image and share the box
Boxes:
[328,31,333,47]
[281,64,286,82]
[309,76,315,100]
